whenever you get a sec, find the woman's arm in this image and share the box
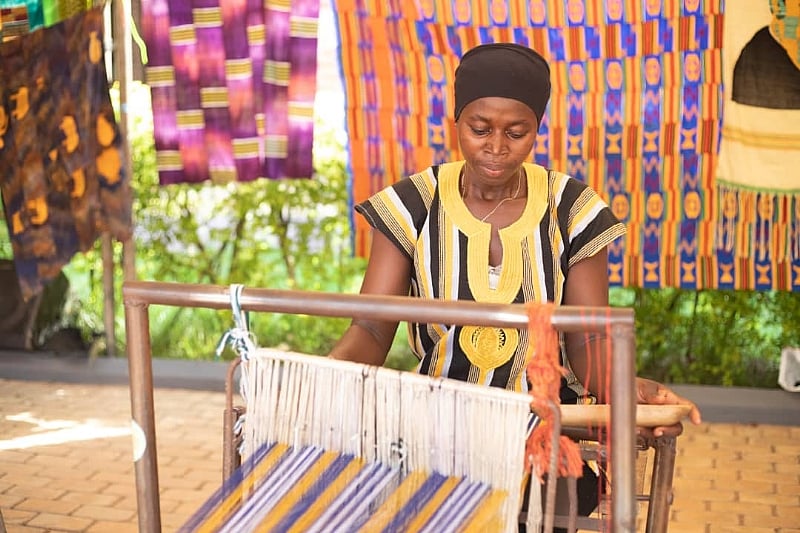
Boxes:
[562,248,701,436]
[561,248,613,402]
[327,230,413,366]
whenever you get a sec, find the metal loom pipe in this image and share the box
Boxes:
[123,280,633,331]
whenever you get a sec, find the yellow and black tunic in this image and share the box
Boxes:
[355,161,626,394]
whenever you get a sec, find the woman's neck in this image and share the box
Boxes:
[460,166,524,201]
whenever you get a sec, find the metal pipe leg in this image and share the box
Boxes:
[645,436,677,533]
[222,359,243,482]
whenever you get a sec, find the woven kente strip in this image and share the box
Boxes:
[179,441,506,532]
[140,0,320,184]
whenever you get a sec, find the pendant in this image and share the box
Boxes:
[459,325,519,382]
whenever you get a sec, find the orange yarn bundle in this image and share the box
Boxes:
[525,302,584,480]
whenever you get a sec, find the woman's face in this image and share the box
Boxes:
[456,96,538,185]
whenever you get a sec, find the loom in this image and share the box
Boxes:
[183,348,533,532]
[123,280,688,533]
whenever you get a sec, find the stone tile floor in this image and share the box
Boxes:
[1,378,799,532]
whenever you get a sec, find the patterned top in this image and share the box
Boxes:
[355,161,626,393]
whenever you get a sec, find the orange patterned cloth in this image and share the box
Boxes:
[0,7,132,300]
[332,0,799,291]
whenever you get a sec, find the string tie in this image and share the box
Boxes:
[215,284,257,361]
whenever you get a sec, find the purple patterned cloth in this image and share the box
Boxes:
[141,0,320,184]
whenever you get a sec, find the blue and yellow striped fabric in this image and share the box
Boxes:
[180,441,507,532]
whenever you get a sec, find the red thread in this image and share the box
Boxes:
[525,302,583,480]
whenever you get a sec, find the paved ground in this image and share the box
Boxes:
[1,370,799,532]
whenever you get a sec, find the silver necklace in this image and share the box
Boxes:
[462,169,523,223]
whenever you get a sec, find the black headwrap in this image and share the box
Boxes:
[453,43,551,125]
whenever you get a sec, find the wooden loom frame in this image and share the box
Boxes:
[122,280,667,533]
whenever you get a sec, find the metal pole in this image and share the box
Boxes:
[124,299,161,532]
[543,401,562,533]
[111,0,138,284]
[123,280,633,331]
[646,436,678,533]
[223,359,243,482]
[101,234,116,356]
[611,321,638,532]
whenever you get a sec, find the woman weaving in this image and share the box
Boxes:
[328,42,701,523]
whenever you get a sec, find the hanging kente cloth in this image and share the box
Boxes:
[332,1,798,292]
[717,0,800,291]
[0,6,132,300]
[140,0,320,185]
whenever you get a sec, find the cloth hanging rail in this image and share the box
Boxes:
[121,280,638,533]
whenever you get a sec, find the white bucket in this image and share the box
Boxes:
[778,347,800,392]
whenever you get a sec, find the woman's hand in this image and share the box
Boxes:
[635,377,702,438]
